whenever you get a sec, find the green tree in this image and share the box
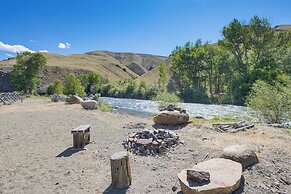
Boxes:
[158,63,169,92]
[171,40,208,102]
[47,80,63,95]
[218,15,288,104]
[12,52,46,93]
[63,74,85,96]
[78,72,108,94]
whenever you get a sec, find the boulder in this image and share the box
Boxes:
[178,158,242,194]
[66,95,83,104]
[80,100,98,110]
[222,144,259,170]
[154,110,189,125]
[51,94,67,102]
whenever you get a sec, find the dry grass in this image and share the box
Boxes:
[0,51,168,84]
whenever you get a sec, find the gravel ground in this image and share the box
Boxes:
[0,98,290,194]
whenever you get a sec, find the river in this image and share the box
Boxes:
[101,97,253,120]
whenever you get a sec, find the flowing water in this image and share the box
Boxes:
[101,97,253,120]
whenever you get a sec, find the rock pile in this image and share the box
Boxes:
[123,129,181,156]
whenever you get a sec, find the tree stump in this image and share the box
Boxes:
[110,151,132,189]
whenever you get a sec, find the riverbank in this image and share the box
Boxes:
[101,97,252,120]
[0,98,290,193]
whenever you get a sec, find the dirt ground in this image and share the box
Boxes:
[0,98,290,194]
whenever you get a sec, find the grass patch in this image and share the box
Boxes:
[97,99,113,112]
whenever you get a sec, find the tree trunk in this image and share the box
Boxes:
[110,151,132,189]
[209,71,213,97]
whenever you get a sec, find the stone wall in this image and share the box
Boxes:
[0,71,13,92]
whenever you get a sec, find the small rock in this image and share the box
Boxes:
[167,104,175,111]
[186,170,210,183]
[172,186,178,192]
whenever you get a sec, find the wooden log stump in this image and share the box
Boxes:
[110,151,132,189]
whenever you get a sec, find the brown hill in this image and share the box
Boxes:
[273,25,291,32]
[0,51,168,91]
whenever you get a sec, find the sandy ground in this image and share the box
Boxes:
[0,98,290,194]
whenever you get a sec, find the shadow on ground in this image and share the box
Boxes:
[152,122,190,130]
[56,147,84,157]
[102,185,128,194]
[232,176,245,194]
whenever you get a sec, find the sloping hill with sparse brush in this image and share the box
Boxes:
[0,51,169,90]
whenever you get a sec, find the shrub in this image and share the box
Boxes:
[153,92,181,110]
[246,78,291,123]
[97,98,113,112]
[47,80,63,95]
[63,74,85,96]
[78,73,109,94]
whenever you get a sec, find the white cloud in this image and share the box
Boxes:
[6,53,14,57]
[39,50,48,53]
[0,41,34,53]
[29,39,37,43]
[58,42,71,49]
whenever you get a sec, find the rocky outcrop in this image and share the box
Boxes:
[222,144,259,170]
[66,95,83,104]
[0,70,13,92]
[178,158,242,194]
[80,100,97,110]
[154,110,189,125]
[122,129,180,156]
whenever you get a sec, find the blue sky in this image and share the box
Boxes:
[0,0,290,60]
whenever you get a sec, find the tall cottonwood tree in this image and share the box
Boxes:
[12,52,46,93]
[219,15,290,104]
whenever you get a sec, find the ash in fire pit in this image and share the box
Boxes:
[122,129,181,156]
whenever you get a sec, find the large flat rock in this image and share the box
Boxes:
[178,158,242,194]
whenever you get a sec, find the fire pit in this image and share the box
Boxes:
[122,129,181,156]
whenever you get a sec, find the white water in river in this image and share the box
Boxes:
[101,97,253,120]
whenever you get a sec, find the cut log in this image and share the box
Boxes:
[110,151,132,189]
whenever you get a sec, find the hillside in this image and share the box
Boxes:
[0,51,169,91]
[274,25,291,32]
